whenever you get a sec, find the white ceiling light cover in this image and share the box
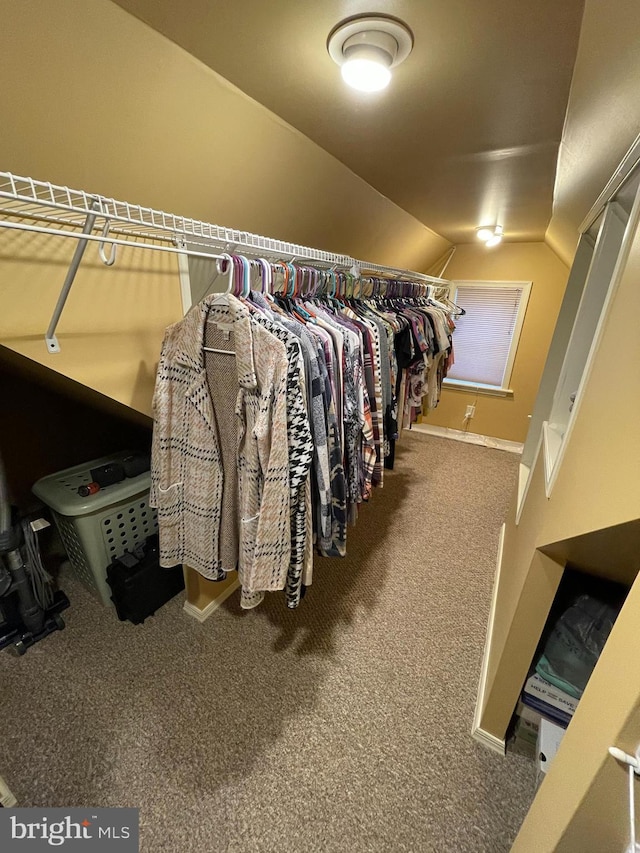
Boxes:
[476,227,495,242]
[477,224,504,246]
[328,16,414,92]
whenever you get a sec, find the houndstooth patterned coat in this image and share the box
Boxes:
[150,293,291,593]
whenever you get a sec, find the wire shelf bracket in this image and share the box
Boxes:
[45,199,100,353]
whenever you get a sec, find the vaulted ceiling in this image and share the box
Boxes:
[113,0,584,244]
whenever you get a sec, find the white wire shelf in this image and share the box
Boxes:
[0,170,448,280]
[0,171,352,266]
[0,170,450,352]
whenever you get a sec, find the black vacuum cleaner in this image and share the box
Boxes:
[0,452,69,655]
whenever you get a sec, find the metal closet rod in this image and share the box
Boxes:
[0,170,450,353]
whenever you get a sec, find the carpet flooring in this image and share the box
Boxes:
[1,433,537,852]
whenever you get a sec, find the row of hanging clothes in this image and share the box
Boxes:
[150,253,460,611]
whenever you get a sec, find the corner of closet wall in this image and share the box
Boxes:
[419,241,569,444]
[0,0,451,420]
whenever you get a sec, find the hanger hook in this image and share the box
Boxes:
[98,215,117,266]
[301,266,312,298]
[216,252,234,294]
[272,261,285,296]
[286,262,296,298]
[259,258,271,294]
[307,268,318,298]
[277,261,288,296]
[237,254,251,298]
[233,255,244,296]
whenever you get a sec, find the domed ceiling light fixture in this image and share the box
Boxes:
[476,225,503,247]
[328,15,414,93]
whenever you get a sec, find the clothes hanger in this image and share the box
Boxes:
[319,268,342,310]
[206,252,234,296]
[202,341,235,358]
[436,290,466,317]
[203,253,237,356]
[272,261,291,311]
[313,269,325,300]
[230,254,241,297]
[229,253,249,300]
[269,261,286,298]
[257,258,271,294]
[301,267,313,298]
[286,262,297,299]
[291,266,313,321]
[239,254,252,299]
[322,269,335,302]
[331,272,339,300]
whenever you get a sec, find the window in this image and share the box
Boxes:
[444,280,531,395]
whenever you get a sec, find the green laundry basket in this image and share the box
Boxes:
[33,452,158,606]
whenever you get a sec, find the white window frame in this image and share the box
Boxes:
[516,137,640,520]
[543,194,637,497]
[443,280,532,397]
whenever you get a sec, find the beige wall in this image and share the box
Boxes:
[0,240,181,417]
[0,0,449,263]
[480,199,640,851]
[546,0,640,265]
[477,4,640,842]
[424,242,568,443]
[0,0,449,414]
[483,211,640,734]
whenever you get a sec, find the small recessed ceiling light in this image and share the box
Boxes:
[485,234,503,247]
[328,16,413,93]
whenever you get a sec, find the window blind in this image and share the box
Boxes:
[448,285,524,388]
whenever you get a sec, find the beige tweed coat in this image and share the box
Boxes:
[150,293,291,593]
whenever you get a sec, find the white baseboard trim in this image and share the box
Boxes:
[471,522,507,755]
[472,727,506,755]
[183,578,240,623]
[0,773,17,807]
[407,423,523,454]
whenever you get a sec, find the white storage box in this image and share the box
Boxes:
[537,717,566,775]
[33,452,157,607]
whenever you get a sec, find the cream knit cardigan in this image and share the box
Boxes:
[150,293,291,593]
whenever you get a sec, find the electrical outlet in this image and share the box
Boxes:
[465,405,475,419]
